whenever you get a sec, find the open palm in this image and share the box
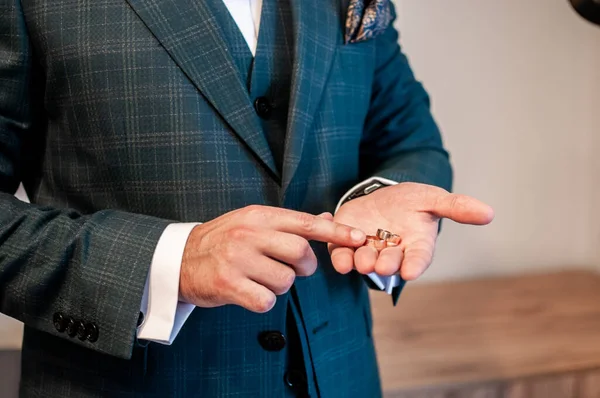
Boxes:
[329,182,494,280]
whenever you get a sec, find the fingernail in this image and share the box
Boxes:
[351,229,365,242]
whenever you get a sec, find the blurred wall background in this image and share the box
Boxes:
[394,0,600,282]
[2,0,600,348]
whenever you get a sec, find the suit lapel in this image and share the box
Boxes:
[282,0,340,191]
[125,0,280,179]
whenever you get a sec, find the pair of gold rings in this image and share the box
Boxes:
[364,229,401,251]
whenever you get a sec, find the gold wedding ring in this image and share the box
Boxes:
[377,229,401,245]
[364,235,388,251]
[364,229,402,251]
[376,229,392,241]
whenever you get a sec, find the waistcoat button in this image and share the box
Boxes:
[254,97,272,119]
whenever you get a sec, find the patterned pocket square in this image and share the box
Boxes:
[345,0,392,44]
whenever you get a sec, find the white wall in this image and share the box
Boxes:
[2,0,600,348]
[394,0,600,282]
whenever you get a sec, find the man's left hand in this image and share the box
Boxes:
[328,182,494,280]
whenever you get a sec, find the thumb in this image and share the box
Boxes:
[426,193,494,225]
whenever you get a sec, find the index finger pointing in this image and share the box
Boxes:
[278,210,366,247]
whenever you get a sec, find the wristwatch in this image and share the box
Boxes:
[334,176,398,213]
[345,181,384,201]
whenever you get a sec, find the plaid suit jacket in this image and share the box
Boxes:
[0,0,452,396]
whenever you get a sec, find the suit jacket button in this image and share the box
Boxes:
[53,313,67,333]
[85,323,99,343]
[254,97,272,119]
[66,317,77,337]
[258,331,286,351]
[284,369,307,389]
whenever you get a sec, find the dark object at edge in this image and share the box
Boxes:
[569,0,600,26]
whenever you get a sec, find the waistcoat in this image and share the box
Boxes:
[206,1,315,396]
[210,0,294,173]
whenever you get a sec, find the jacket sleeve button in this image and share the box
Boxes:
[76,320,88,341]
[53,312,67,333]
[85,323,99,343]
[65,317,78,337]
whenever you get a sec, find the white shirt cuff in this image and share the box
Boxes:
[137,222,200,345]
[335,176,402,292]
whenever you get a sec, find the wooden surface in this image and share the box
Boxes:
[384,368,600,398]
[370,270,600,394]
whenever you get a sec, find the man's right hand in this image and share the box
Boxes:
[178,205,367,313]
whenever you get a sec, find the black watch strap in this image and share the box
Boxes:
[344,182,384,202]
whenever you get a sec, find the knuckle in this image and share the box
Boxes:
[283,270,296,288]
[296,212,315,233]
[213,267,232,291]
[304,256,318,275]
[221,244,238,263]
[291,239,312,262]
[245,204,262,214]
[448,195,461,209]
[290,240,317,276]
[253,293,276,313]
[244,205,268,222]
[273,270,296,295]
[228,226,252,241]
[226,227,246,243]
[296,261,317,277]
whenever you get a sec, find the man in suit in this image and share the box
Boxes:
[0,0,493,396]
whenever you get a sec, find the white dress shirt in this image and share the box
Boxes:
[137,0,399,345]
